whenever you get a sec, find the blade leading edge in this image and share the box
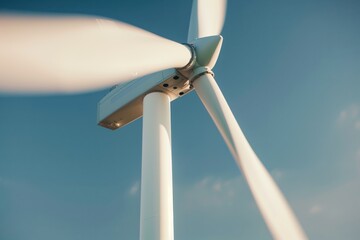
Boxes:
[0,14,192,94]
[187,0,227,43]
[192,73,308,240]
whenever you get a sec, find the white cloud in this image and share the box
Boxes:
[270,169,285,181]
[309,204,323,215]
[294,174,360,239]
[357,149,360,159]
[129,181,140,196]
[181,176,249,209]
[338,105,359,122]
[197,177,211,187]
[337,104,360,130]
[213,181,222,192]
[175,175,272,239]
[356,149,360,172]
[355,121,360,130]
[182,170,289,210]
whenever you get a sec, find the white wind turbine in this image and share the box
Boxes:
[0,0,308,239]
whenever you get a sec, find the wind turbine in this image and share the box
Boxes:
[0,0,308,239]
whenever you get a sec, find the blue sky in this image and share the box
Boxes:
[1,0,360,239]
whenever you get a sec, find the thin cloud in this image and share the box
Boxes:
[182,176,247,208]
[309,204,323,215]
[213,181,222,192]
[129,181,140,196]
[271,169,285,181]
[294,174,360,239]
[337,104,360,130]
[355,121,360,130]
[356,149,360,172]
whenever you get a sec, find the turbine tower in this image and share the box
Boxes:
[0,0,308,239]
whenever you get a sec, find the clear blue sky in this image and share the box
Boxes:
[1,0,360,239]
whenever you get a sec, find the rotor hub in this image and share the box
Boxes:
[179,35,222,84]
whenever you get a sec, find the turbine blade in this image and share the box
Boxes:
[187,0,227,42]
[0,14,192,94]
[193,73,308,240]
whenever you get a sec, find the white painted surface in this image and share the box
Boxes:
[0,15,191,93]
[187,0,227,42]
[193,73,308,240]
[140,92,174,240]
[193,35,223,69]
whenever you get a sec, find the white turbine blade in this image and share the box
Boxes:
[187,0,227,42]
[193,74,308,240]
[0,14,192,94]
